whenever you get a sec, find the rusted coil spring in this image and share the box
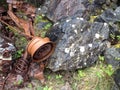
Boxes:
[13,58,29,75]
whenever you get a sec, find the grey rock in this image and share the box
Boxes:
[37,0,118,22]
[99,6,120,23]
[47,16,110,71]
[0,36,16,60]
[37,0,86,22]
[104,47,120,89]
[0,36,16,53]
[111,84,120,90]
[113,69,120,89]
[104,47,120,68]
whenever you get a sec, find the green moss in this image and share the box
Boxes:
[34,15,53,37]
[15,35,28,49]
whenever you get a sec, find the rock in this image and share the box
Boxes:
[37,0,86,22]
[0,36,16,61]
[103,46,120,89]
[98,6,120,23]
[37,0,118,22]
[113,68,120,89]
[111,84,120,90]
[0,36,16,53]
[104,47,120,68]
[46,15,110,71]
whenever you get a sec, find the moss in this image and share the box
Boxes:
[15,34,28,49]
[34,15,53,38]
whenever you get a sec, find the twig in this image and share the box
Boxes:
[0,19,33,38]
[0,19,18,32]
[0,34,13,43]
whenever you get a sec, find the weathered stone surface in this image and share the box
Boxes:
[37,0,86,22]
[37,0,118,22]
[113,68,120,89]
[104,47,120,68]
[98,6,120,23]
[0,37,15,52]
[0,36,16,60]
[46,15,110,71]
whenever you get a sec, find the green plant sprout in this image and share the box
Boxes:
[77,70,86,78]
[43,86,52,90]
[27,83,33,88]
[13,49,24,59]
[115,57,120,60]
[116,35,120,40]
[103,65,114,76]
[55,74,62,79]
[110,34,115,39]
[98,55,105,61]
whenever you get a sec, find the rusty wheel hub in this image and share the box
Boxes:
[33,43,53,60]
[27,37,55,63]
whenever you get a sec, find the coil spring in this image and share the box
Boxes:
[13,58,29,76]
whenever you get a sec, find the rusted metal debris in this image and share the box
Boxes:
[0,0,55,89]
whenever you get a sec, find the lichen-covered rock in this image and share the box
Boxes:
[104,47,120,68]
[36,0,86,22]
[98,6,120,23]
[37,0,118,22]
[46,15,110,71]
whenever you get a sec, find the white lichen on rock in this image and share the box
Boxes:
[95,33,100,39]
[88,43,92,48]
[80,46,85,53]
[65,48,70,53]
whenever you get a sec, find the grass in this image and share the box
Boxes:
[34,15,53,38]
[20,59,115,90]
[42,56,114,90]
